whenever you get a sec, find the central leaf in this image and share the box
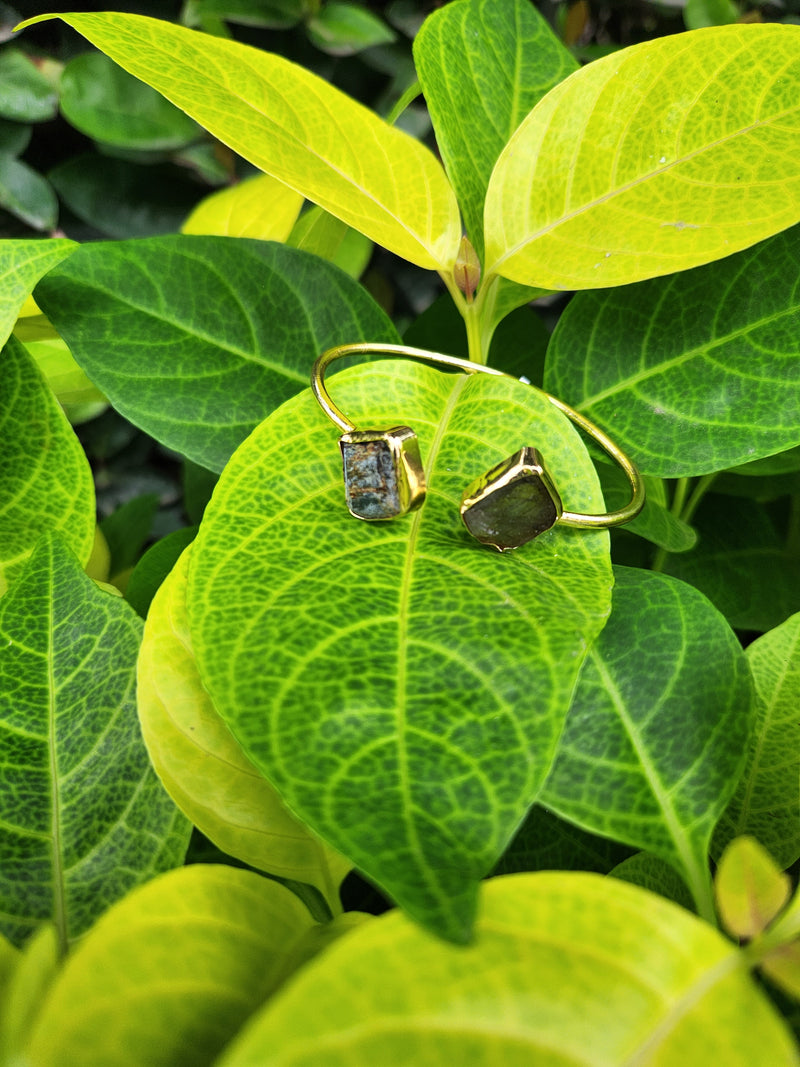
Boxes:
[187,363,613,941]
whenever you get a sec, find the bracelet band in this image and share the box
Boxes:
[311,342,645,550]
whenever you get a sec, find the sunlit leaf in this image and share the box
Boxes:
[138,547,350,912]
[220,871,797,1065]
[485,25,800,290]
[187,362,613,942]
[181,173,303,240]
[716,836,791,939]
[22,12,461,271]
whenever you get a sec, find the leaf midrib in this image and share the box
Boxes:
[489,91,799,276]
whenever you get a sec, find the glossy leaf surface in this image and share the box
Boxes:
[59,51,200,150]
[138,547,350,911]
[0,336,94,595]
[221,871,797,1065]
[414,0,577,264]
[307,3,396,56]
[0,534,189,951]
[0,155,56,230]
[181,173,303,240]
[485,25,800,290]
[714,612,800,868]
[0,49,57,122]
[34,235,399,472]
[715,836,791,939]
[23,865,319,1067]
[188,363,613,942]
[542,567,753,915]
[545,226,800,477]
[25,12,461,271]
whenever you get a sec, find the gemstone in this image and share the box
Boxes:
[460,447,562,551]
[339,426,425,521]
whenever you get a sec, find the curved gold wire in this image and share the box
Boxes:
[311,342,645,530]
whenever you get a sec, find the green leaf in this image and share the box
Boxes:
[138,547,350,912]
[192,0,305,29]
[0,336,95,596]
[100,493,159,580]
[14,318,104,410]
[484,25,800,290]
[307,3,396,57]
[0,533,190,951]
[287,205,373,279]
[610,852,695,910]
[716,836,791,939]
[601,469,697,552]
[763,942,800,1003]
[663,495,800,632]
[545,225,800,478]
[22,865,323,1067]
[0,924,58,1062]
[684,0,739,31]
[34,235,399,473]
[126,526,197,619]
[714,612,800,868]
[49,154,204,239]
[59,51,201,150]
[542,567,754,918]
[23,11,461,271]
[494,804,633,876]
[414,0,577,265]
[181,173,303,240]
[187,362,613,942]
[0,155,56,230]
[0,239,74,353]
[0,119,31,157]
[0,49,57,122]
[219,871,797,1065]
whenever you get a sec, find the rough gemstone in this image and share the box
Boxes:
[339,426,424,521]
[461,447,561,551]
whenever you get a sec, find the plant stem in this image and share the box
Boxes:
[651,474,716,572]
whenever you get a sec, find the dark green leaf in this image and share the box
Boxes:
[0,155,55,230]
[542,566,753,918]
[34,235,400,472]
[0,49,57,122]
[610,853,695,910]
[126,526,197,618]
[187,362,613,942]
[493,804,633,876]
[414,0,578,264]
[0,119,30,157]
[601,468,697,553]
[663,495,800,632]
[59,51,200,150]
[0,533,189,951]
[307,3,396,56]
[545,226,800,478]
[193,0,305,29]
[182,459,218,526]
[49,155,202,239]
[100,493,159,577]
[684,0,739,30]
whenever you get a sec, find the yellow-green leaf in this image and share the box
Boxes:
[181,173,303,240]
[762,942,800,1001]
[137,547,350,913]
[22,12,461,271]
[220,871,798,1066]
[22,865,322,1067]
[716,836,791,940]
[484,25,800,290]
[0,925,58,1062]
